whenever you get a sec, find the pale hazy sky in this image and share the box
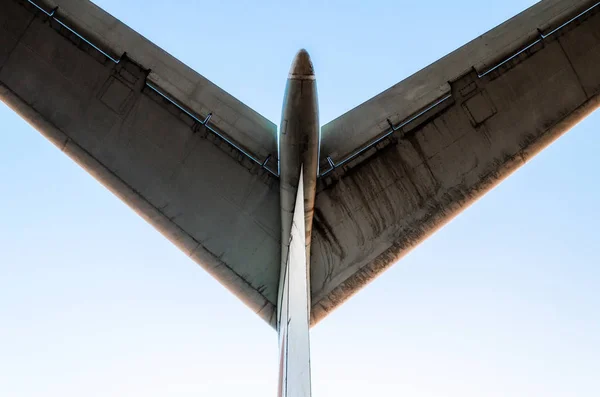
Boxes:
[1,0,600,396]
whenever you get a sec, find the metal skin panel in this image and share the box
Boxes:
[31,0,279,165]
[0,0,280,326]
[0,0,33,67]
[1,0,600,336]
[310,4,600,325]
[2,0,600,392]
[319,0,598,172]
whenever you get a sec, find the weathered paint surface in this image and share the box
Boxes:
[0,0,280,325]
[37,0,279,164]
[319,0,598,168]
[1,0,600,330]
[310,3,600,324]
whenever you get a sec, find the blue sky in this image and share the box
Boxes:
[1,0,600,396]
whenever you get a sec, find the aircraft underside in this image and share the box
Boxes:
[1,1,600,396]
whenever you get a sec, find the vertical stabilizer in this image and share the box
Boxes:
[277,167,312,397]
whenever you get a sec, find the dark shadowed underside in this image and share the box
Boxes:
[0,0,599,327]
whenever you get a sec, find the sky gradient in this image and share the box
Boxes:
[1,0,600,396]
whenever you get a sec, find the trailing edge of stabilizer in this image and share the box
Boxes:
[277,167,312,397]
